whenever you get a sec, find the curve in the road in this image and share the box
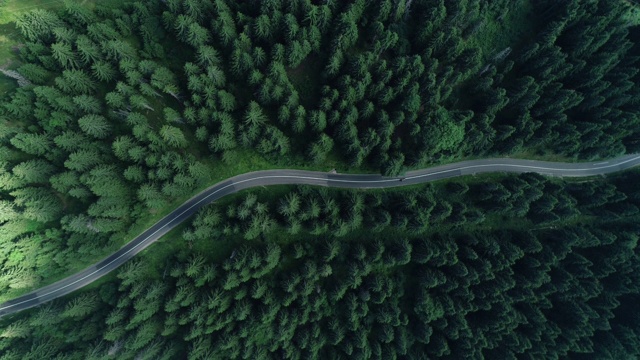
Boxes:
[2,154,640,318]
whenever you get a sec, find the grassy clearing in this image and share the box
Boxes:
[0,0,66,25]
[507,148,575,163]
[0,0,131,25]
[0,21,17,94]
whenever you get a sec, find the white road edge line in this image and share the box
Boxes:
[2,154,640,312]
[406,154,640,180]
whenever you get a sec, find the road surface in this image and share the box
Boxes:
[1,154,640,318]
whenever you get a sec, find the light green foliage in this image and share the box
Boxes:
[10,187,62,222]
[14,9,63,42]
[103,39,137,61]
[64,149,100,171]
[0,319,30,338]
[623,2,640,25]
[73,95,102,114]
[431,110,466,153]
[56,70,96,94]
[62,293,99,318]
[91,61,116,82]
[150,67,178,96]
[76,35,102,64]
[16,63,50,84]
[8,169,640,358]
[78,114,111,139]
[11,159,55,184]
[0,2,639,358]
[51,42,78,69]
[159,125,187,148]
[162,107,182,124]
[9,133,51,157]
[0,200,19,222]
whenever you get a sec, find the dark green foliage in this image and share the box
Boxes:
[145,0,639,169]
[0,1,213,301]
[1,0,639,358]
[4,171,640,358]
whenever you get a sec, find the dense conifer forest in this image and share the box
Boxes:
[2,171,640,358]
[1,0,639,358]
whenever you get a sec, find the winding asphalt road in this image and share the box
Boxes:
[1,154,640,318]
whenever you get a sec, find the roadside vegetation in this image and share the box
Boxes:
[0,0,639,358]
[2,169,640,358]
[623,0,640,24]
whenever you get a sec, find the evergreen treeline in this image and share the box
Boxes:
[155,0,640,169]
[475,0,640,158]
[1,0,639,296]
[181,170,634,241]
[0,0,213,300]
[1,0,640,357]
[1,171,640,359]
